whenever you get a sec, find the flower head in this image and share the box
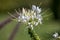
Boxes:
[8,5,43,30]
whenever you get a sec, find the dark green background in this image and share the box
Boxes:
[0,0,60,40]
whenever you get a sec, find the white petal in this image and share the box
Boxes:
[22,8,26,14]
[32,5,36,11]
[36,6,41,13]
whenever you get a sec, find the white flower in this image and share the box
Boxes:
[32,5,36,11]
[53,32,59,38]
[9,5,43,29]
[32,5,41,14]
[36,6,41,14]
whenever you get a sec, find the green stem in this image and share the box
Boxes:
[28,28,40,40]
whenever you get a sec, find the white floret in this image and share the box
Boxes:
[53,32,59,38]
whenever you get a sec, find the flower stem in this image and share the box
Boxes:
[28,28,40,40]
[8,22,20,40]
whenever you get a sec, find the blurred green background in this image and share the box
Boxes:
[0,0,53,12]
[0,0,60,40]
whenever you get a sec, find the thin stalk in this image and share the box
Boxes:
[8,22,20,40]
[0,13,19,29]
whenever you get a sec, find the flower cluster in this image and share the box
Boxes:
[53,32,59,38]
[53,32,60,39]
[8,5,43,30]
[8,5,42,40]
[18,5,42,29]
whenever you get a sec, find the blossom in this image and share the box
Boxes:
[53,32,59,38]
[32,5,41,14]
[52,32,60,39]
[8,5,43,30]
